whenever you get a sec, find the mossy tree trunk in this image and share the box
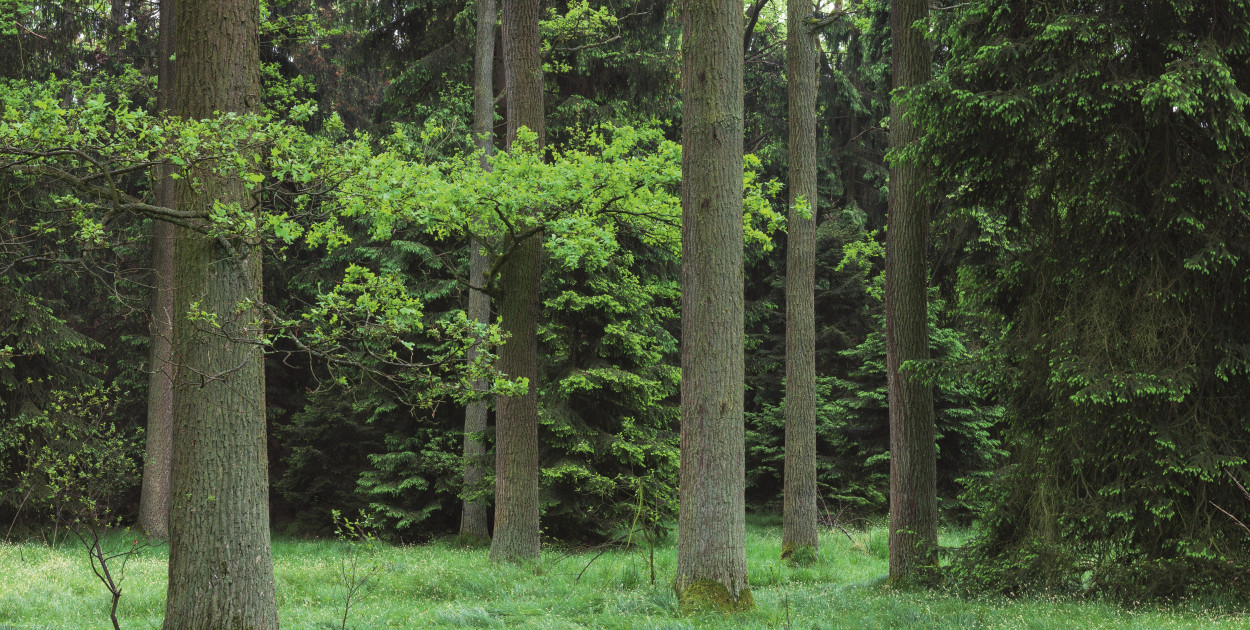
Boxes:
[673,0,752,611]
[489,0,544,564]
[163,0,278,627]
[137,0,175,540]
[781,0,819,565]
[885,0,937,585]
[459,0,497,548]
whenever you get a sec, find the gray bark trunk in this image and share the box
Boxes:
[782,0,819,563]
[163,0,278,627]
[489,0,544,564]
[673,0,752,611]
[885,0,938,585]
[459,0,497,548]
[138,0,175,540]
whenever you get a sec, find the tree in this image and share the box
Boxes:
[780,0,822,564]
[885,0,937,584]
[489,0,546,563]
[673,0,752,610]
[913,0,1250,598]
[137,0,175,540]
[163,0,278,626]
[459,0,497,548]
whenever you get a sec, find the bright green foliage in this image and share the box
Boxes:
[336,124,688,262]
[324,122,779,541]
[912,0,1250,598]
[0,78,510,538]
[1,76,502,400]
[0,385,141,536]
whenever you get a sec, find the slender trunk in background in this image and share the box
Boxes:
[137,0,175,540]
[163,0,278,627]
[673,0,751,611]
[459,0,497,547]
[489,0,544,564]
[108,0,126,60]
[781,0,820,564]
[885,0,937,585]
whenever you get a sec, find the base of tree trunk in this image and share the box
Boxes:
[780,542,817,566]
[675,580,755,613]
[456,532,490,548]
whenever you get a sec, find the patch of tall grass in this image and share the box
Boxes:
[0,519,1244,629]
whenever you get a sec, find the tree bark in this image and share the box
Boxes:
[460,0,497,546]
[163,0,278,627]
[489,0,544,564]
[781,0,819,564]
[137,0,175,540]
[673,0,751,611]
[885,0,937,585]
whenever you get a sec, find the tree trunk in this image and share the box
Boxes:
[885,0,937,585]
[137,0,175,540]
[163,0,278,627]
[460,241,492,546]
[489,0,544,564]
[781,0,819,564]
[460,0,497,545]
[673,0,751,611]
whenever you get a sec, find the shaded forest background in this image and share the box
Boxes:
[1,0,1247,602]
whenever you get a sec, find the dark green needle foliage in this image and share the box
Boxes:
[746,216,1002,519]
[537,232,680,542]
[912,0,1250,599]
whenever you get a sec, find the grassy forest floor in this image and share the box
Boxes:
[0,517,1245,629]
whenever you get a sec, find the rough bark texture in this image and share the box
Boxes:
[137,0,175,540]
[781,0,819,564]
[489,0,544,564]
[674,0,751,610]
[885,0,937,585]
[459,0,497,548]
[163,0,278,627]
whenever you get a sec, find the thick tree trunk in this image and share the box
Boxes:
[163,0,277,627]
[781,0,819,564]
[137,0,175,540]
[885,0,937,585]
[489,0,544,564]
[459,0,497,548]
[673,0,751,611]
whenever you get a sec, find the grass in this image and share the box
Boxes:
[0,518,1245,629]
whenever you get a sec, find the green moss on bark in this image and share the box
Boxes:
[676,579,755,613]
[781,542,817,566]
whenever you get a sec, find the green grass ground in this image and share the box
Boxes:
[0,519,1245,629]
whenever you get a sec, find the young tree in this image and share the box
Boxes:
[163,0,279,626]
[489,0,545,563]
[885,0,937,584]
[137,0,175,540]
[781,0,822,563]
[460,0,497,547]
[673,0,752,610]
